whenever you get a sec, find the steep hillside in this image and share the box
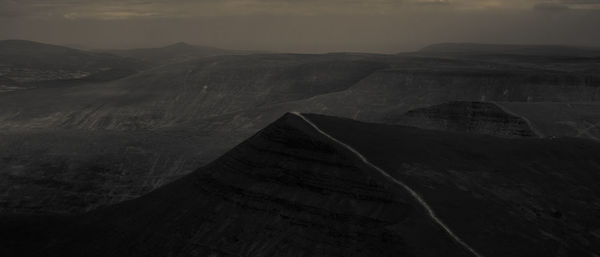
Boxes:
[383,101,539,138]
[304,113,600,257]
[2,113,600,257]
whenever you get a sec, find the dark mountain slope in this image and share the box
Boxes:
[3,113,600,257]
[306,113,600,257]
[3,113,473,257]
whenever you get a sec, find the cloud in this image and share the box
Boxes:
[533,0,600,11]
[560,0,600,4]
[1,0,599,20]
[533,2,571,10]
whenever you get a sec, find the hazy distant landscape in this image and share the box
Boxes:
[0,38,599,257]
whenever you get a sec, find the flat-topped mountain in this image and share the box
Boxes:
[2,113,599,257]
[416,43,600,76]
[385,101,540,138]
[419,43,600,57]
[103,42,257,65]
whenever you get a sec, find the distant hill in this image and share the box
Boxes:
[0,40,144,85]
[103,42,259,65]
[2,113,600,257]
[419,43,600,57]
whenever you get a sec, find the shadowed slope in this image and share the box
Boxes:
[22,113,472,257]
[306,113,600,257]
[3,113,600,257]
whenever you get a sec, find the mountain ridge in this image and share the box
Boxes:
[3,112,600,257]
[418,42,600,57]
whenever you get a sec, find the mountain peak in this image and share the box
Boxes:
[164,42,194,49]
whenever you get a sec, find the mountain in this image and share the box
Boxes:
[103,42,258,65]
[497,102,600,140]
[1,53,598,132]
[416,43,600,77]
[2,113,600,257]
[1,50,599,215]
[0,40,145,87]
[0,53,389,214]
[419,43,600,57]
[384,101,540,138]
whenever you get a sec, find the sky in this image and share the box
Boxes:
[1,0,599,53]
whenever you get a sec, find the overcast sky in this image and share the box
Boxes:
[1,0,599,53]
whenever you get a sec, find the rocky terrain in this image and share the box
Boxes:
[0,41,599,215]
[2,113,599,257]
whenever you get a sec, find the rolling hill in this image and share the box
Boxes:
[103,42,258,65]
[0,40,145,86]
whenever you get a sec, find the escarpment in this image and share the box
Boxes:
[385,101,539,138]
